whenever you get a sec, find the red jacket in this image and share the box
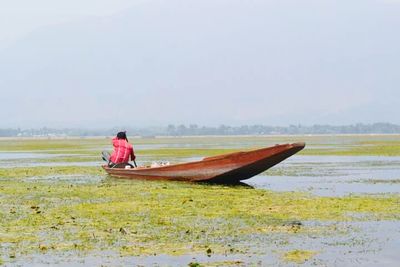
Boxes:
[110,137,135,163]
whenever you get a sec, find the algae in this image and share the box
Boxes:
[282,249,318,264]
[0,178,399,259]
[1,135,400,265]
[0,166,103,179]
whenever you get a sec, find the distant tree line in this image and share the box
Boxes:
[0,123,399,137]
[164,123,400,135]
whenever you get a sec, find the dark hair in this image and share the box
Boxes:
[117,131,127,140]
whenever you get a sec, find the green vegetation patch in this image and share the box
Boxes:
[1,135,400,263]
[0,177,399,260]
[0,166,103,179]
[282,249,318,264]
[301,140,400,156]
[0,139,98,151]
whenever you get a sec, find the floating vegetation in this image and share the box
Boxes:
[282,249,318,264]
[0,136,400,265]
[0,166,103,179]
[0,177,399,262]
[300,140,400,156]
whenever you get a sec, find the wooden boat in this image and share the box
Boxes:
[102,142,305,183]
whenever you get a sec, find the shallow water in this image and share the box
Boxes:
[9,221,400,267]
[1,137,400,266]
[247,155,400,196]
[0,152,56,160]
[1,152,399,197]
[0,152,94,168]
[23,174,105,184]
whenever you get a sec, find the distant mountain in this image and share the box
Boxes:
[0,0,399,127]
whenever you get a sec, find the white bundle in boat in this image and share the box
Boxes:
[151,161,170,168]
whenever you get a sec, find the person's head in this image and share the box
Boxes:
[116,131,127,140]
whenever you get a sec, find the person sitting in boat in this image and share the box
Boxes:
[109,131,136,168]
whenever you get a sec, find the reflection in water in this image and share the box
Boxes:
[202,181,254,188]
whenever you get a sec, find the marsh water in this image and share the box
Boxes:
[2,140,399,197]
[2,152,399,196]
[0,135,399,266]
[249,155,400,196]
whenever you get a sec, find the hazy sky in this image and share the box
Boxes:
[0,0,399,128]
[0,0,140,49]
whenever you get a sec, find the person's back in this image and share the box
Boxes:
[110,131,135,165]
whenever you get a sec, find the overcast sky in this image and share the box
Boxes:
[0,0,399,128]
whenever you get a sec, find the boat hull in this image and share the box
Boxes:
[102,142,305,183]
